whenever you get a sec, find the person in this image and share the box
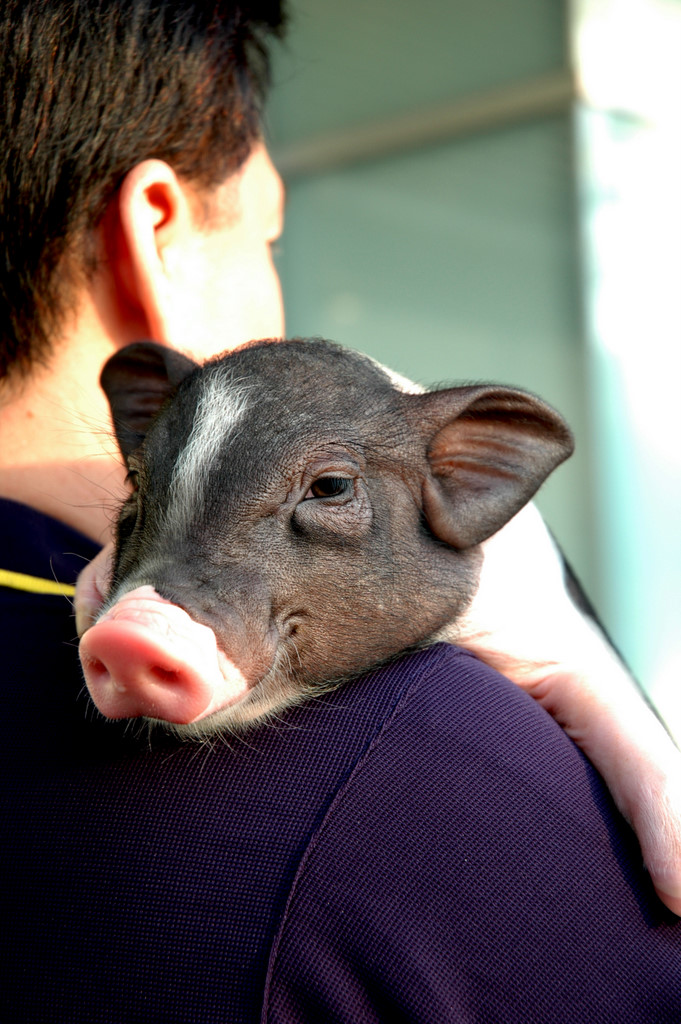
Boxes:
[0,2,679,1020]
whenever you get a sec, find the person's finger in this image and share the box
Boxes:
[74,543,114,637]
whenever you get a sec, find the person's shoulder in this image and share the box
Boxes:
[0,497,104,756]
[382,640,566,761]
[0,497,100,585]
[295,639,587,812]
[263,643,681,1024]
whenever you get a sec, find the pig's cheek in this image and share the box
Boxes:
[79,591,251,725]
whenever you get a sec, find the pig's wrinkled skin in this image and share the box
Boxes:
[80,337,574,736]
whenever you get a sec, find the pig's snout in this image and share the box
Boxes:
[80,586,251,724]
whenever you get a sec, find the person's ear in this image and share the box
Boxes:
[106,160,200,343]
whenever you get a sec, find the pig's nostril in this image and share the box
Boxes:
[85,657,110,684]
[151,666,181,685]
[82,655,127,694]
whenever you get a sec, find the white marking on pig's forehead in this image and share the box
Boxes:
[361,352,425,395]
[167,364,249,531]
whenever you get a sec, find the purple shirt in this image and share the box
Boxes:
[1,498,680,1022]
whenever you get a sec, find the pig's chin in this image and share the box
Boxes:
[79,586,260,729]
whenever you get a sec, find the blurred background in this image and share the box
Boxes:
[266,0,680,737]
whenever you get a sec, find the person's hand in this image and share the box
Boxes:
[75,542,114,638]
[450,502,681,915]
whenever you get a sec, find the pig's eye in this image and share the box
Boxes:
[304,476,353,500]
[125,468,140,493]
[293,469,371,537]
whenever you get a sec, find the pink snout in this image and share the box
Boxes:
[79,586,250,724]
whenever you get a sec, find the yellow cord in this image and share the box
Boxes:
[0,568,76,597]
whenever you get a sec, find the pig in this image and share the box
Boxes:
[79,337,574,739]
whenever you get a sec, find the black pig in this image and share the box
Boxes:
[80,338,573,737]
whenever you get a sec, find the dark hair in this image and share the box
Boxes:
[0,0,286,380]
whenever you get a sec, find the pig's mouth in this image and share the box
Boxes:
[79,586,310,738]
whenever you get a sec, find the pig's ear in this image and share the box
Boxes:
[101,341,198,460]
[411,386,574,550]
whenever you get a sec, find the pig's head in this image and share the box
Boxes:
[79,338,573,738]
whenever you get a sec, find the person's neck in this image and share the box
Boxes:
[0,329,127,545]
